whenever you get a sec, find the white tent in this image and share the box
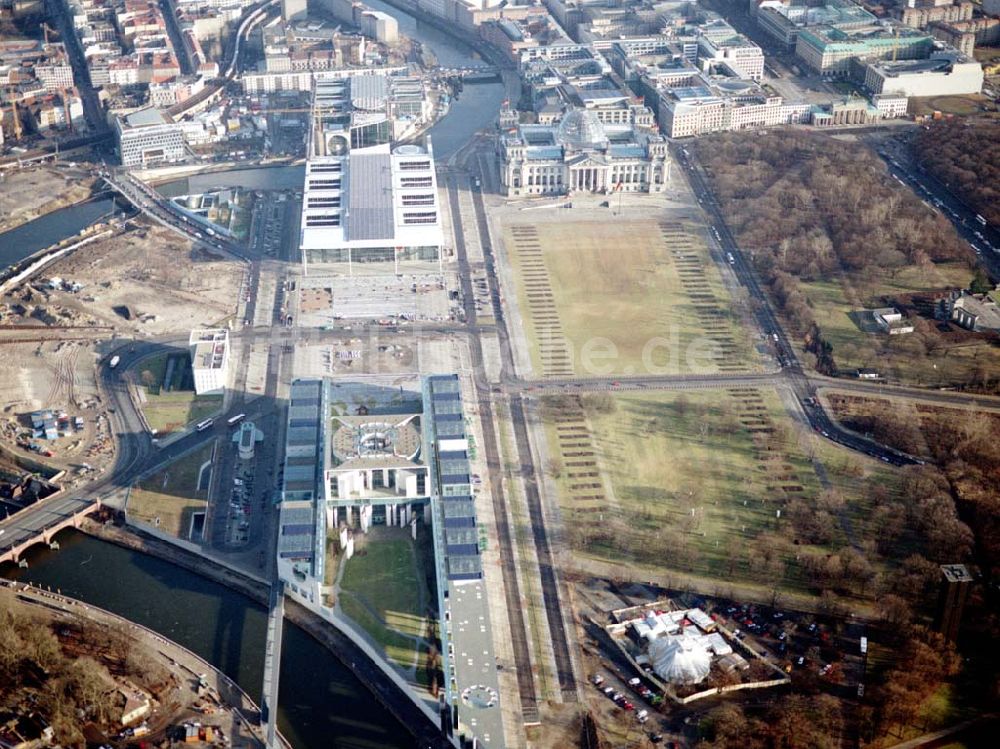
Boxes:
[649,635,711,685]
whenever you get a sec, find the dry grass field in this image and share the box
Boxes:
[503,219,761,377]
[542,388,901,598]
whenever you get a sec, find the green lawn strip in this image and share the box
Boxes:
[338,530,431,681]
[129,442,214,538]
[143,392,222,435]
[340,534,424,618]
[339,592,420,674]
[137,353,169,396]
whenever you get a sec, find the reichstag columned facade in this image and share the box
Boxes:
[499,109,670,197]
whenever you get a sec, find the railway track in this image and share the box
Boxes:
[0,335,103,346]
[466,172,580,703]
[507,395,579,701]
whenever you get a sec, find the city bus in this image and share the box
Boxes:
[196,419,215,432]
[227,413,246,427]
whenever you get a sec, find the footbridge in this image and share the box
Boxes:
[0,496,101,566]
[261,580,284,748]
[437,65,501,81]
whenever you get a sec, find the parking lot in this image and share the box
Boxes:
[224,453,256,547]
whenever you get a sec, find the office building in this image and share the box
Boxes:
[115,107,186,168]
[188,328,230,395]
[753,0,877,50]
[795,24,934,77]
[657,75,811,137]
[864,49,983,96]
[281,0,307,22]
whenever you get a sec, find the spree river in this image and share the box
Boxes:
[1,531,415,749]
[0,196,119,269]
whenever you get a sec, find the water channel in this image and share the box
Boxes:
[1,531,415,749]
[0,2,505,747]
[0,196,119,269]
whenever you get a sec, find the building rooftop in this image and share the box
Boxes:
[941,564,973,583]
[347,150,394,241]
[123,106,171,128]
[189,329,228,371]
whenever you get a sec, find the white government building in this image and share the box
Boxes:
[499,109,670,196]
[299,77,444,273]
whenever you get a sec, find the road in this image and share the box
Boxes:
[870,132,1000,278]
[463,156,581,702]
[446,173,541,721]
[102,170,251,260]
[50,0,109,136]
[674,146,921,466]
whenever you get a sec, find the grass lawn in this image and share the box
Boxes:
[910,95,992,117]
[795,262,1000,384]
[544,389,901,597]
[504,219,760,377]
[137,352,223,435]
[128,441,215,540]
[339,527,431,675]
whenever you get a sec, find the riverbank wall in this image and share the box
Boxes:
[0,577,284,749]
[81,520,449,748]
[0,228,115,296]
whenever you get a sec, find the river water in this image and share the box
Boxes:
[1,531,415,749]
[0,4,503,747]
[0,197,119,269]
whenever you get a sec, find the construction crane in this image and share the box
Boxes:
[7,88,22,140]
[62,88,73,132]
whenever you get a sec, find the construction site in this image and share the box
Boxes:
[0,219,243,480]
[2,223,245,335]
[0,165,98,233]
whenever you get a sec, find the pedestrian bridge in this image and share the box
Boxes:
[261,580,284,749]
[438,65,501,81]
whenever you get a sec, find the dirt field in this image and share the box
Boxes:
[0,340,115,474]
[909,95,994,117]
[502,218,760,377]
[0,166,96,232]
[31,223,244,335]
[128,441,216,541]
